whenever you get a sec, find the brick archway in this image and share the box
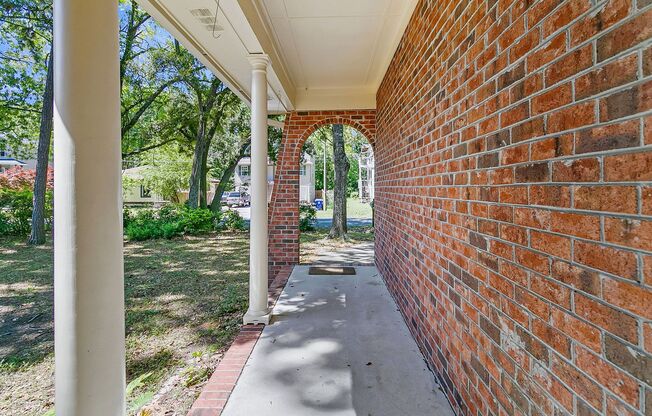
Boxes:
[268,110,377,279]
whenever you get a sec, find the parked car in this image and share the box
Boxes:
[225,191,250,207]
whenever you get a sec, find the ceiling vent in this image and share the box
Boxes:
[190,2,224,38]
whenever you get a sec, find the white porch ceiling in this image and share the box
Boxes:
[136,0,417,112]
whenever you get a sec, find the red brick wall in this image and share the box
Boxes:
[375,0,652,415]
[268,111,376,279]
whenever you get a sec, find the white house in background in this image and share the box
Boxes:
[122,166,166,205]
[0,148,38,173]
[358,144,375,202]
[234,154,315,203]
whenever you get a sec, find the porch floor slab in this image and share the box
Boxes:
[221,266,454,416]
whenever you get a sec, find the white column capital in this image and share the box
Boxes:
[248,54,270,71]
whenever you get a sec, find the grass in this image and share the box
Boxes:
[0,227,374,415]
[315,198,373,219]
[0,232,251,416]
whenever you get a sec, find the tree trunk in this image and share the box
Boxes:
[28,48,54,245]
[187,116,209,209]
[329,124,349,239]
[209,140,250,213]
[199,139,210,209]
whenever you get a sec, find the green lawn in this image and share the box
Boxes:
[316,198,372,219]
[0,228,372,415]
[0,233,251,416]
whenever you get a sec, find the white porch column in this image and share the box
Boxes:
[243,54,271,325]
[53,0,125,415]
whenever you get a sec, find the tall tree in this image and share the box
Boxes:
[329,124,349,239]
[28,47,53,244]
[0,0,53,244]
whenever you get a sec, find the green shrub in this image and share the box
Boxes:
[123,205,218,241]
[299,205,317,232]
[0,212,11,235]
[221,209,246,231]
[0,189,34,235]
[179,207,214,234]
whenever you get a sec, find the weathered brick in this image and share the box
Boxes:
[575,345,640,407]
[571,0,630,47]
[599,80,652,122]
[550,307,601,352]
[547,102,595,133]
[603,277,652,319]
[529,185,571,207]
[574,185,637,214]
[545,44,592,85]
[604,151,652,182]
[575,119,639,154]
[515,163,550,183]
[551,260,601,297]
[532,83,572,115]
[574,240,638,280]
[551,354,603,411]
[576,54,638,100]
[575,293,639,343]
[552,158,599,182]
[597,7,652,61]
[604,334,652,385]
[550,212,600,240]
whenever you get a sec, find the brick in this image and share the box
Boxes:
[597,7,652,61]
[527,32,567,71]
[531,230,571,259]
[551,354,603,410]
[551,260,601,297]
[516,247,550,274]
[605,217,652,252]
[575,293,639,343]
[574,185,637,214]
[532,318,571,358]
[547,102,595,133]
[511,117,545,143]
[552,158,599,182]
[645,45,652,77]
[604,151,652,182]
[545,44,592,85]
[550,307,601,352]
[604,334,652,385]
[577,53,638,101]
[542,0,589,38]
[530,135,572,161]
[550,211,600,240]
[500,143,529,165]
[532,83,572,115]
[514,163,549,183]
[574,240,638,280]
[599,80,652,122]
[529,185,571,207]
[571,0,631,47]
[531,275,571,308]
[575,345,640,407]
[367,2,652,414]
[514,207,551,229]
[603,277,652,319]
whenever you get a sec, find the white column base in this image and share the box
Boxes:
[243,308,271,325]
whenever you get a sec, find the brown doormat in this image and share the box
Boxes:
[309,266,357,275]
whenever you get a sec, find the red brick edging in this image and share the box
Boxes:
[186,266,292,416]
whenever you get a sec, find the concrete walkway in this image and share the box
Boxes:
[310,241,375,265]
[221,266,454,416]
